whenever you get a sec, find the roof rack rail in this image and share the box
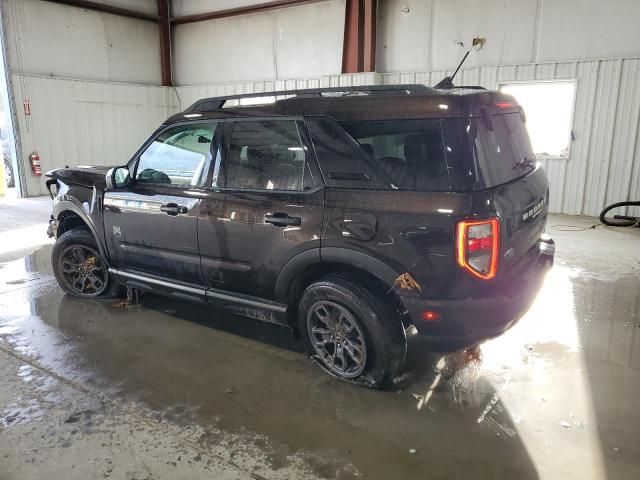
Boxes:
[437,85,487,90]
[185,84,437,112]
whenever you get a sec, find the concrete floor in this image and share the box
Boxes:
[0,204,639,479]
[0,191,53,263]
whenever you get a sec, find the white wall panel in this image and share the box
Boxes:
[377,0,640,72]
[536,0,640,64]
[582,60,622,217]
[605,59,640,216]
[432,0,538,70]
[274,1,344,80]
[172,0,345,85]
[1,0,161,84]
[377,0,433,72]
[12,75,177,196]
[173,13,276,85]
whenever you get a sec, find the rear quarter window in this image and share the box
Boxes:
[306,116,451,191]
[305,117,393,189]
[340,119,451,192]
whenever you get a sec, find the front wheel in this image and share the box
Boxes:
[3,156,14,188]
[52,229,121,298]
[298,274,406,388]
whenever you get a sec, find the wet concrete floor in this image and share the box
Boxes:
[0,214,639,479]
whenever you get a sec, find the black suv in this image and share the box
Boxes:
[46,84,554,387]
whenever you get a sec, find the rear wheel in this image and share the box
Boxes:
[298,274,406,388]
[52,229,121,298]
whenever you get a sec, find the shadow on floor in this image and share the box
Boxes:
[34,291,540,479]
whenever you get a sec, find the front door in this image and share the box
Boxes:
[197,119,323,300]
[104,121,219,286]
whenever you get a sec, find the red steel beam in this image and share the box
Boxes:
[342,0,376,73]
[342,0,377,73]
[171,0,326,25]
[158,0,172,86]
[362,0,376,72]
[341,0,362,73]
[42,0,158,22]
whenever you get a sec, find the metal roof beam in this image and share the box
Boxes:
[41,0,158,22]
[170,0,327,25]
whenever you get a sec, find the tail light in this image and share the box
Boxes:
[456,218,500,280]
[496,101,515,109]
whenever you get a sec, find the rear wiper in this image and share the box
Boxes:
[513,157,536,170]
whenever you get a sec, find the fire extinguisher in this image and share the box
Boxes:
[29,152,42,176]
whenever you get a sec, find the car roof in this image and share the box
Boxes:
[164,84,519,125]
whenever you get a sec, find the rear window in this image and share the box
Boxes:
[442,112,536,190]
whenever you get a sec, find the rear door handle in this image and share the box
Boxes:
[264,212,302,227]
[160,203,188,216]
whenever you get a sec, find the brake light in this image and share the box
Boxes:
[456,218,500,280]
[421,311,441,322]
[496,101,515,109]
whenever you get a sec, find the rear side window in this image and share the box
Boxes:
[224,120,306,191]
[340,119,451,191]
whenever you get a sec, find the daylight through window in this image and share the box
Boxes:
[500,81,576,159]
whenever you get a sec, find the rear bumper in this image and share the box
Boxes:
[404,237,555,347]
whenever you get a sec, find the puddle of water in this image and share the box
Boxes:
[0,240,639,479]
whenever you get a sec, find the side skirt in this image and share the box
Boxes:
[109,269,289,326]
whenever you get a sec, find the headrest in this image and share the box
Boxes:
[360,143,374,157]
[403,135,426,163]
[246,146,268,167]
[273,145,296,162]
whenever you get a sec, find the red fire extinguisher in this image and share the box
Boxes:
[29,152,42,176]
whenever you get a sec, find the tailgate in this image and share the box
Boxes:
[490,167,549,275]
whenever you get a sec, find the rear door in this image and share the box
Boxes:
[197,118,323,301]
[103,121,218,286]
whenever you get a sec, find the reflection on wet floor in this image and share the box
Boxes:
[1,222,640,479]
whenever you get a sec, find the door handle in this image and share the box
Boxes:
[264,212,302,227]
[160,203,188,216]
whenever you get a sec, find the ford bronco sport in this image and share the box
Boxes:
[46,84,555,387]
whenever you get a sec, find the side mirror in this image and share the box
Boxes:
[106,166,131,190]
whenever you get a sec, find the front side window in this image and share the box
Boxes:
[136,123,217,187]
[224,120,306,191]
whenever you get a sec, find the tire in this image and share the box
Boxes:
[298,274,406,388]
[3,156,14,188]
[52,229,122,298]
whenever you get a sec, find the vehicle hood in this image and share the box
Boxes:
[46,165,112,188]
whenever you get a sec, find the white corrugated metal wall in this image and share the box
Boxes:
[12,74,177,196]
[11,60,640,218]
[174,59,640,217]
[381,59,640,217]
